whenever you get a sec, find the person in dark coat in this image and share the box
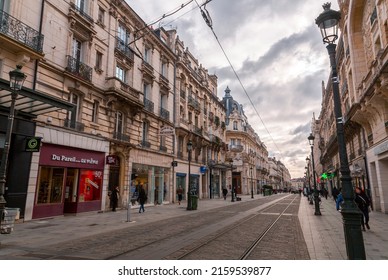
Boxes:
[355,187,371,230]
[137,184,147,213]
[110,186,119,212]
[222,186,228,200]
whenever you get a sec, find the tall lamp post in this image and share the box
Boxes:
[0,65,27,228]
[316,3,365,259]
[250,166,254,198]
[305,160,313,204]
[229,158,235,202]
[308,133,321,215]
[186,140,193,210]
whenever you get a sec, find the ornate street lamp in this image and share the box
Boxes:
[0,65,27,229]
[228,158,235,202]
[316,2,365,259]
[308,133,321,215]
[250,166,254,198]
[305,159,313,204]
[186,140,193,210]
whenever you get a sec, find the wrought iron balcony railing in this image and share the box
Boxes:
[115,37,134,62]
[64,119,85,132]
[160,107,170,121]
[65,55,92,82]
[73,5,94,23]
[0,9,44,53]
[144,98,154,113]
[113,131,130,142]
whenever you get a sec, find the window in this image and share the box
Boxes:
[97,7,105,25]
[143,82,151,98]
[142,121,149,143]
[37,167,65,204]
[116,65,126,83]
[118,23,130,44]
[144,47,152,63]
[115,111,123,134]
[72,38,82,62]
[161,61,168,77]
[67,93,80,123]
[95,51,103,71]
[92,100,99,123]
[233,121,238,130]
[75,0,86,11]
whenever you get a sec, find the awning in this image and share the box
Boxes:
[0,78,76,116]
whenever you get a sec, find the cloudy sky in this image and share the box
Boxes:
[128,0,339,178]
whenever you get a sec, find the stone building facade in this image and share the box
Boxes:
[316,0,388,213]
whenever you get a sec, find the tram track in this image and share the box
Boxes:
[170,195,302,260]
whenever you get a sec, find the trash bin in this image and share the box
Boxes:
[191,195,198,210]
[1,208,18,234]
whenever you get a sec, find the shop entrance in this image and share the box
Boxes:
[64,168,79,213]
[232,172,242,194]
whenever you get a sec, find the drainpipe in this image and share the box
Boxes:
[33,0,45,90]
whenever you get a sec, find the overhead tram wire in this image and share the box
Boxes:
[195,0,284,160]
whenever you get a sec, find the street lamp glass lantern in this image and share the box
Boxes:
[187,140,192,151]
[315,2,341,45]
[9,65,27,91]
[308,133,315,146]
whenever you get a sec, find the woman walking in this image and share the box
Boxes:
[137,184,147,213]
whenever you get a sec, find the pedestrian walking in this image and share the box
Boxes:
[355,187,371,230]
[109,186,120,212]
[137,184,147,213]
[176,185,183,205]
[336,191,343,211]
[222,186,228,200]
[332,187,339,202]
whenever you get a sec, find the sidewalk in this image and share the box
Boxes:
[299,195,388,260]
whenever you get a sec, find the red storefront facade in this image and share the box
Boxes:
[32,143,105,219]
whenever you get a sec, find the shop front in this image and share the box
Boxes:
[131,163,170,205]
[32,143,105,219]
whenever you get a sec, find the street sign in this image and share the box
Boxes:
[172,161,178,167]
[159,126,175,136]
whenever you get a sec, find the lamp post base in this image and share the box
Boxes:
[341,208,366,259]
[314,193,321,215]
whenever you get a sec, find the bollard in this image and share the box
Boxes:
[127,203,131,222]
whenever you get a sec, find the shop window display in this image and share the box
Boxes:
[37,167,65,204]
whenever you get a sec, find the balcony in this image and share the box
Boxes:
[144,98,154,113]
[64,119,85,132]
[115,37,134,64]
[193,125,203,136]
[159,75,170,91]
[0,10,44,57]
[65,55,92,82]
[141,61,155,81]
[113,131,130,142]
[160,107,170,121]
[68,3,95,41]
[141,140,151,148]
[180,90,186,100]
[159,145,168,152]
[187,95,200,112]
[229,144,244,152]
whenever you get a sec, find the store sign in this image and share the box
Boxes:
[106,155,118,165]
[25,137,42,152]
[159,126,175,136]
[51,154,99,165]
[374,140,388,155]
[39,143,105,169]
[171,161,178,167]
[200,166,207,174]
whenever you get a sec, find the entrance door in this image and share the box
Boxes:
[64,168,79,213]
[232,172,242,194]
